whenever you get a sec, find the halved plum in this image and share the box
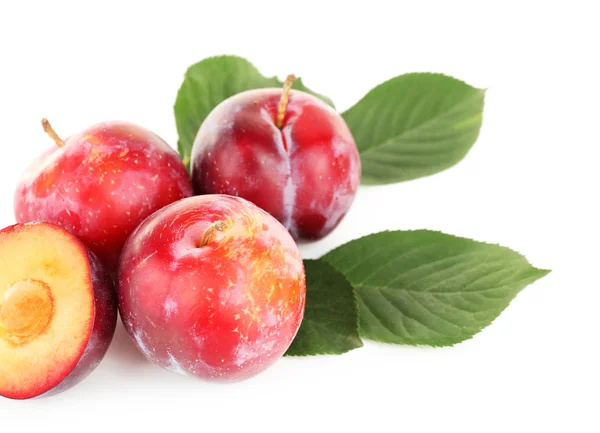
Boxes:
[0,222,117,400]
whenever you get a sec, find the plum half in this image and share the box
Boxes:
[0,222,117,400]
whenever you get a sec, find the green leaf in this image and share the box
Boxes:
[342,73,485,185]
[174,55,334,170]
[285,259,363,356]
[323,230,550,347]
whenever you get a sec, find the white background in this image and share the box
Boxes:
[1,1,598,432]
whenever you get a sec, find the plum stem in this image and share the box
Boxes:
[276,74,296,129]
[198,220,227,247]
[41,118,64,148]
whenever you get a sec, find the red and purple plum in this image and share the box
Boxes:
[14,120,193,273]
[191,76,361,240]
[117,195,306,381]
[0,222,117,400]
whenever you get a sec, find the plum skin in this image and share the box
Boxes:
[14,121,193,273]
[117,195,306,381]
[190,89,361,240]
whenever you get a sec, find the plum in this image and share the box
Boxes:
[15,119,193,273]
[0,222,116,399]
[191,76,361,240]
[117,195,306,381]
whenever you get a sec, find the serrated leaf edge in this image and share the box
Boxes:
[356,267,549,347]
[343,72,486,185]
[322,229,551,347]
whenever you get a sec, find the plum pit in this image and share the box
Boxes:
[0,279,54,346]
